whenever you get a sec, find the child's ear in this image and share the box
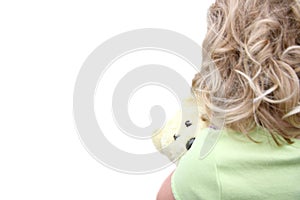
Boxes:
[201,114,209,124]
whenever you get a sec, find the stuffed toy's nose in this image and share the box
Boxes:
[186,137,195,150]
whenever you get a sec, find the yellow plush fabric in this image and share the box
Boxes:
[152,96,208,163]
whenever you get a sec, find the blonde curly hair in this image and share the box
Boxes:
[192,0,300,145]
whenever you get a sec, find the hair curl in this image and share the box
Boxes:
[192,0,300,145]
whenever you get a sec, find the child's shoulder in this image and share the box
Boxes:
[194,127,300,161]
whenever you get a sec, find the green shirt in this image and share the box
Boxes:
[171,127,300,200]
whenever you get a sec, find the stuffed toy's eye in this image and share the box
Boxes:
[173,134,180,140]
[186,137,195,150]
[185,120,192,127]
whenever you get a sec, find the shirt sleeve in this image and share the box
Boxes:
[171,128,221,200]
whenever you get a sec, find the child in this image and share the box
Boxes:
[157,0,300,199]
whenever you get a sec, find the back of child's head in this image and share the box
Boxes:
[192,0,300,145]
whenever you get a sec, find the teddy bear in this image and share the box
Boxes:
[152,95,208,164]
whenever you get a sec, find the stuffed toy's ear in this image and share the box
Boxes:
[152,110,181,153]
[152,96,208,164]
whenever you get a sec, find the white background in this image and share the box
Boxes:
[0,0,213,199]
